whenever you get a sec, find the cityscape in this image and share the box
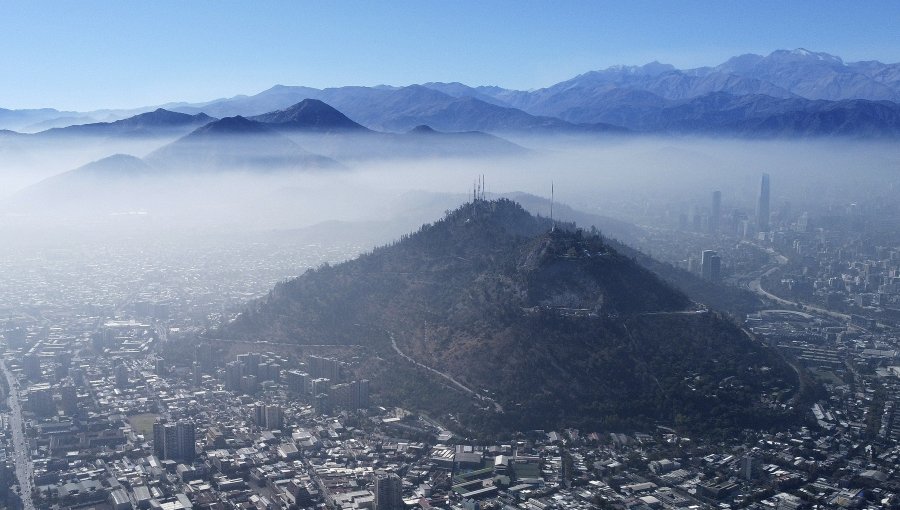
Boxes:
[2,3,900,510]
[2,165,900,509]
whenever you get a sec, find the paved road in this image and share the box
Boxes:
[637,309,708,317]
[1,358,36,510]
[748,265,851,323]
[758,309,815,320]
[389,332,504,412]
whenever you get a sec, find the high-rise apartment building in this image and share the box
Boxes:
[701,250,722,281]
[153,419,196,462]
[374,473,402,510]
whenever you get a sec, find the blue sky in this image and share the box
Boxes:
[2,0,899,111]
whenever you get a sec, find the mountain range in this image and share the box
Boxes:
[3,100,529,214]
[143,115,341,172]
[174,85,625,135]
[3,49,898,137]
[38,108,215,139]
[222,199,807,434]
[249,99,369,132]
[165,49,900,137]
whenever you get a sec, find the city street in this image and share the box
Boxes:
[1,358,36,510]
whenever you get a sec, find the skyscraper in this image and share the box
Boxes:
[153,419,196,462]
[308,355,341,381]
[374,473,402,510]
[23,352,41,380]
[176,421,196,462]
[264,405,284,430]
[191,361,202,387]
[225,361,242,391]
[701,250,721,281]
[710,190,721,234]
[153,420,174,459]
[756,173,770,232]
[60,384,78,416]
[115,363,129,388]
[356,379,370,409]
[252,403,285,430]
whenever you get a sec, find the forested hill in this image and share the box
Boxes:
[222,199,805,435]
[227,199,688,341]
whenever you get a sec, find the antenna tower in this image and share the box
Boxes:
[550,181,554,225]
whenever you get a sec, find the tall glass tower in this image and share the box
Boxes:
[756,173,770,232]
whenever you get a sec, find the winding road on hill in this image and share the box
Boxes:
[388,332,504,413]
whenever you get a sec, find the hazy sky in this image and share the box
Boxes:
[3,0,900,111]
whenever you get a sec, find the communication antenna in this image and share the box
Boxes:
[550,181,555,225]
[473,178,478,219]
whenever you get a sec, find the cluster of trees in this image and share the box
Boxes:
[0,461,22,510]
[219,200,804,437]
[437,309,805,436]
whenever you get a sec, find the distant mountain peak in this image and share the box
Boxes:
[189,115,269,136]
[145,115,342,172]
[54,47,895,138]
[79,153,150,173]
[769,48,843,64]
[393,84,454,101]
[408,124,438,134]
[250,99,366,131]
[33,108,215,137]
[605,61,677,76]
[126,108,213,125]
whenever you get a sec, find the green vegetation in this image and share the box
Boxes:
[808,368,846,387]
[221,200,803,437]
[128,413,159,438]
[612,242,765,318]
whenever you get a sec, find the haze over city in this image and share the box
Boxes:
[1,3,900,510]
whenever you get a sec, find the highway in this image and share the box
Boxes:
[741,241,870,326]
[747,265,851,323]
[1,357,36,510]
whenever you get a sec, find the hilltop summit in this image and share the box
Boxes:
[224,199,804,434]
[145,115,340,171]
[250,99,368,132]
